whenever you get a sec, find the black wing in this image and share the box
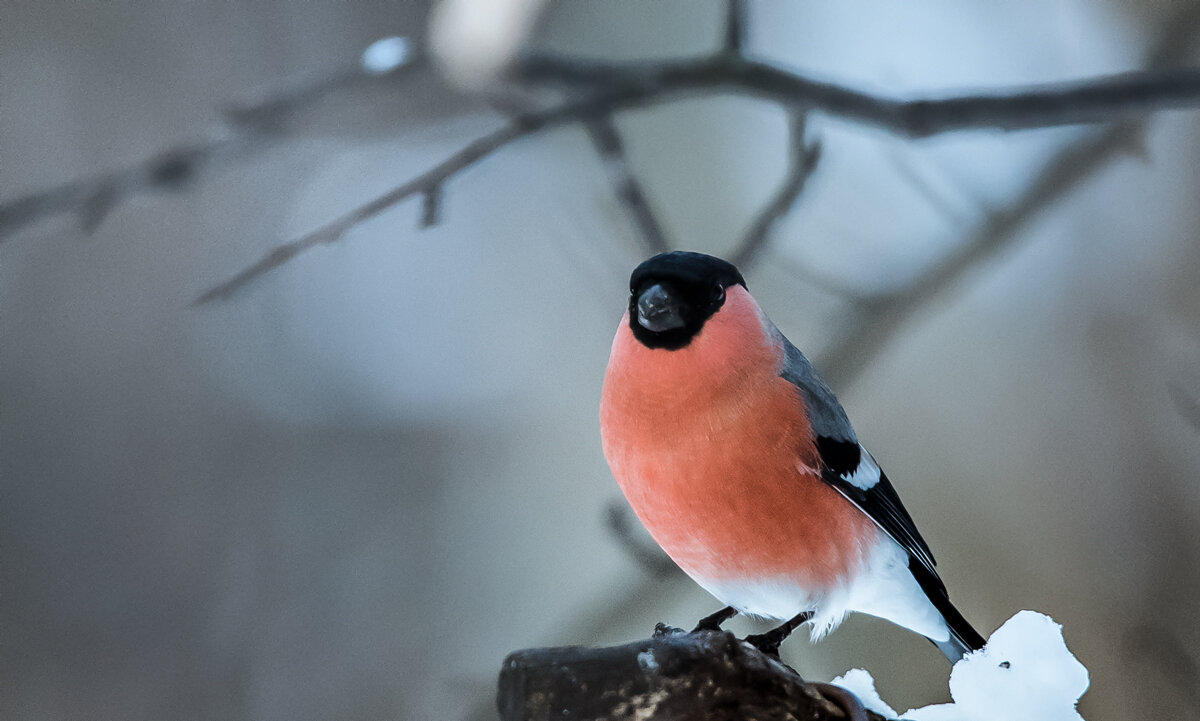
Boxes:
[780,333,985,657]
[778,334,939,587]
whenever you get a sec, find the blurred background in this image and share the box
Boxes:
[3,1,1200,719]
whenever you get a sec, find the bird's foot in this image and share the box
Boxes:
[742,611,813,658]
[691,606,738,633]
[743,629,787,657]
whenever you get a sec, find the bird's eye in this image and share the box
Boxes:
[711,285,725,304]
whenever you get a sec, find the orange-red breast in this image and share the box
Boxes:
[600,251,984,660]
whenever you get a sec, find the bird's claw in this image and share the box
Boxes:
[742,631,785,657]
[691,606,738,633]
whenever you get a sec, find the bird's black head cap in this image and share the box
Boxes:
[627,251,747,350]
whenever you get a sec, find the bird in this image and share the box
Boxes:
[599,251,985,661]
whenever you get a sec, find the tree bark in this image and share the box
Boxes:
[497,625,884,721]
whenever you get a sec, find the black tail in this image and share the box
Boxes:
[930,596,986,662]
[910,563,986,662]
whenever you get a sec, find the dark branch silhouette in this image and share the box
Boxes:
[3,8,1200,303]
[195,35,1200,301]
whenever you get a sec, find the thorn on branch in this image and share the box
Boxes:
[421,185,443,229]
[148,149,199,188]
[723,0,748,56]
[194,89,678,303]
[79,184,120,234]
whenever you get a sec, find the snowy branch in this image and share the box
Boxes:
[500,612,1090,721]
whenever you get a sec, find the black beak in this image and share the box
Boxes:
[636,283,686,332]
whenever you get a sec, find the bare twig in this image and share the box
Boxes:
[6,14,1199,300]
[194,93,612,303]
[200,46,1200,301]
[730,111,820,269]
[487,90,672,256]
[723,0,748,56]
[0,41,424,241]
[583,115,672,255]
[817,120,1144,386]
[420,184,443,229]
[813,2,1200,387]
[605,501,680,576]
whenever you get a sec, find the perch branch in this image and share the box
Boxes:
[498,626,883,721]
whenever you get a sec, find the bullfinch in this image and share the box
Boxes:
[600,251,985,661]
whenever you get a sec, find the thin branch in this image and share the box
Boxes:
[812,0,1200,387]
[5,17,1197,299]
[193,90,640,303]
[200,46,1200,299]
[0,40,424,241]
[582,115,672,255]
[817,119,1142,386]
[730,111,820,269]
[605,502,680,576]
[205,51,1200,302]
[518,55,1200,138]
[420,184,443,229]
[723,0,748,56]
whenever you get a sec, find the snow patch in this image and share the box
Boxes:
[636,649,659,672]
[830,668,898,718]
[830,611,1088,721]
[360,36,412,75]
